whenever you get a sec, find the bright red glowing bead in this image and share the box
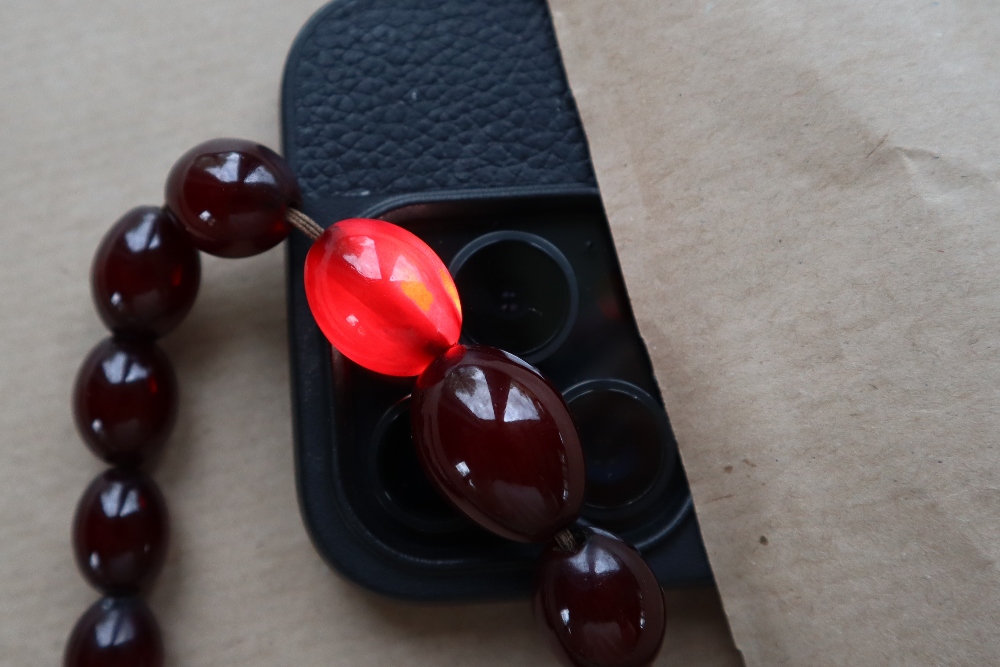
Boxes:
[304,218,462,377]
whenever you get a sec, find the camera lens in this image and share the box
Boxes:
[371,398,465,533]
[564,380,677,518]
[450,231,578,362]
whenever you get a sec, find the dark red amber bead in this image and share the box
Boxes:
[304,218,463,376]
[64,596,163,667]
[411,345,585,542]
[73,338,177,467]
[91,206,200,338]
[165,138,300,257]
[534,528,666,667]
[72,468,168,594]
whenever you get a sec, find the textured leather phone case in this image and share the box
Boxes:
[282,0,712,600]
[284,0,597,206]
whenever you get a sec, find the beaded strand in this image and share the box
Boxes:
[66,138,667,667]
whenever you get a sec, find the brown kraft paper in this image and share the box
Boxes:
[550,1,1000,665]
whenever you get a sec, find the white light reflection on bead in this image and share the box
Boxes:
[101,352,149,384]
[592,550,620,575]
[100,482,124,517]
[455,461,471,477]
[94,612,118,647]
[560,608,571,626]
[97,485,142,519]
[453,366,494,421]
[343,237,382,280]
[124,214,157,252]
[503,384,540,423]
[244,165,276,186]
[101,353,127,383]
[205,153,241,183]
[93,608,136,647]
[124,363,149,383]
[568,547,621,577]
[114,619,137,646]
[119,489,141,517]
[389,254,420,282]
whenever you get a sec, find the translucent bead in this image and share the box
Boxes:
[534,528,666,667]
[72,468,168,594]
[72,338,178,467]
[165,138,300,257]
[91,206,200,338]
[64,596,163,667]
[411,345,585,542]
[304,218,462,377]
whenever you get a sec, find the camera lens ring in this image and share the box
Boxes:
[563,379,679,522]
[367,396,468,534]
[449,231,579,364]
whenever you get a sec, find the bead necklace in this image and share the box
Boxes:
[66,138,667,667]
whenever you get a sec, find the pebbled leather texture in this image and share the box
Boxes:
[282,0,597,200]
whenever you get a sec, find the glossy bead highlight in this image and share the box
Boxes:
[411,345,585,542]
[304,218,462,377]
[92,206,200,338]
[534,528,666,667]
[165,138,300,257]
[64,596,163,667]
[72,468,169,594]
[72,337,178,467]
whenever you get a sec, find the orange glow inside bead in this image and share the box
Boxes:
[304,218,463,377]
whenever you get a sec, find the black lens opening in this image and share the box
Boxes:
[370,398,466,533]
[565,380,677,521]
[450,231,578,362]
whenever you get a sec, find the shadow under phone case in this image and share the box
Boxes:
[282,0,713,601]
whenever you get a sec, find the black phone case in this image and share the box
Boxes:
[281,0,712,601]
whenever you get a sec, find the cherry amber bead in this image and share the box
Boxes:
[411,345,585,542]
[304,218,463,376]
[534,528,666,667]
[65,596,163,667]
[165,138,300,257]
[73,338,177,467]
[73,468,168,594]
[92,206,200,338]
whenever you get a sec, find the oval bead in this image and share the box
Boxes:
[165,138,300,257]
[533,528,666,667]
[92,206,201,338]
[72,338,178,467]
[64,596,163,667]
[304,218,463,377]
[411,345,584,542]
[72,468,169,594]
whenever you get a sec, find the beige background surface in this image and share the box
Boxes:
[550,1,1000,665]
[0,1,741,665]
